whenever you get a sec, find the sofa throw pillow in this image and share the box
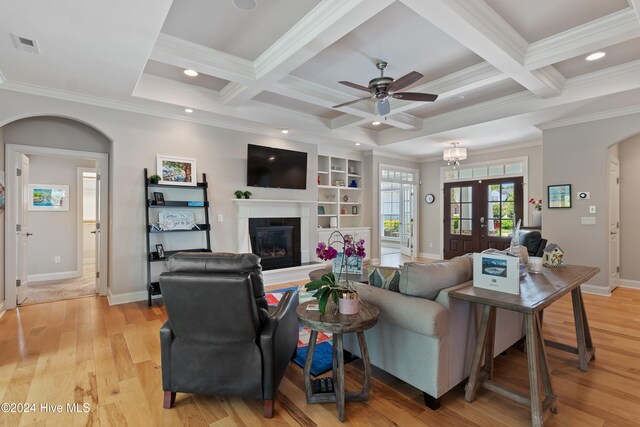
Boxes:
[399,257,472,300]
[367,266,401,292]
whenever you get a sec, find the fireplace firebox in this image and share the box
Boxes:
[249,218,301,270]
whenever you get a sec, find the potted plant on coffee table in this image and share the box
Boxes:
[305,231,366,315]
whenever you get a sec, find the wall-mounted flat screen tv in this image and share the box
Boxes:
[247,144,307,190]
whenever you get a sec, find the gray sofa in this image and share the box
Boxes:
[343,255,525,409]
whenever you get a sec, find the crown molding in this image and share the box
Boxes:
[537,104,640,130]
[525,8,640,69]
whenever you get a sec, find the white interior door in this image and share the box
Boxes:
[93,172,101,292]
[400,184,416,256]
[16,154,30,305]
[608,160,620,289]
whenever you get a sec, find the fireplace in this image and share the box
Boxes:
[249,218,301,270]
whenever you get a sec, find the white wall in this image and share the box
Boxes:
[619,134,640,281]
[0,90,320,301]
[419,143,543,257]
[26,155,95,278]
[542,112,640,289]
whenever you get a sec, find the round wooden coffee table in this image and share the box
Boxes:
[296,300,379,422]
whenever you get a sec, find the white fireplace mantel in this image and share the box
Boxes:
[232,199,317,263]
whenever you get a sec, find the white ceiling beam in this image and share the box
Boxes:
[150,34,256,84]
[132,74,377,145]
[377,59,640,146]
[400,0,565,97]
[525,8,640,70]
[630,0,640,23]
[221,0,395,106]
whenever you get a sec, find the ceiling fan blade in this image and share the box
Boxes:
[338,81,370,92]
[392,92,438,102]
[389,71,423,91]
[377,98,390,116]
[332,97,371,109]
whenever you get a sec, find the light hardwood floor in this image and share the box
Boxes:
[0,287,639,426]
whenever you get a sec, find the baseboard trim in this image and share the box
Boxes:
[418,252,441,260]
[28,270,81,283]
[619,279,640,289]
[0,301,6,319]
[580,283,611,296]
[108,289,161,305]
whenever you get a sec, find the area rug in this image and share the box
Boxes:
[266,286,336,376]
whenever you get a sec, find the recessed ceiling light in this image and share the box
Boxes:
[183,69,198,77]
[355,143,361,146]
[371,121,381,126]
[184,108,193,113]
[281,128,289,134]
[233,0,257,11]
[585,52,605,61]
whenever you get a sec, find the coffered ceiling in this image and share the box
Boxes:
[1,0,639,159]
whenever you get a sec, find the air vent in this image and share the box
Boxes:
[11,33,40,54]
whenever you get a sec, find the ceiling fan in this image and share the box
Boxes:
[332,61,438,116]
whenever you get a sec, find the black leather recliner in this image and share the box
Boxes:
[519,230,547,257]
[159,252,299,418]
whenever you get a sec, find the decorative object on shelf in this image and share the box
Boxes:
[148,174,161,184]
[349,179,357,188]
[349,166,356,174]
[304,231,366,314]
[528,256,543,274]
[243,190,252,199]
[324,193,335,201]
[158,210,198,231]
[443,142,467,168]
[506,219,527,278]
[157,155,197,186]
[156,244,165,259]
[548,184,571,208]
[333,179,345,187]
[425,193,435,204]
[234,190,244,199]
[342,194,349,202]
[28,184,69,211]
[341,208,347,214]
[330,217,338,228]
[318,206,325,215]
[352,206,358,215]
[317,175,321,185]
[154,192,165,205]
[543,243,566,267]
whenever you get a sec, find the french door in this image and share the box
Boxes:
[443,177,523,259]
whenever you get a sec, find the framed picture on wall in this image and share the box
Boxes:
[28,184,69,211]
[156,244,165,259]
[548,184,572,208]
[156,155,197,186]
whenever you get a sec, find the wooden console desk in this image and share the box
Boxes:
[449,265,599,427]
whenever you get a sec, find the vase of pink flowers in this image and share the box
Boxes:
[529,198,542,227]
[305,231,366,315]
